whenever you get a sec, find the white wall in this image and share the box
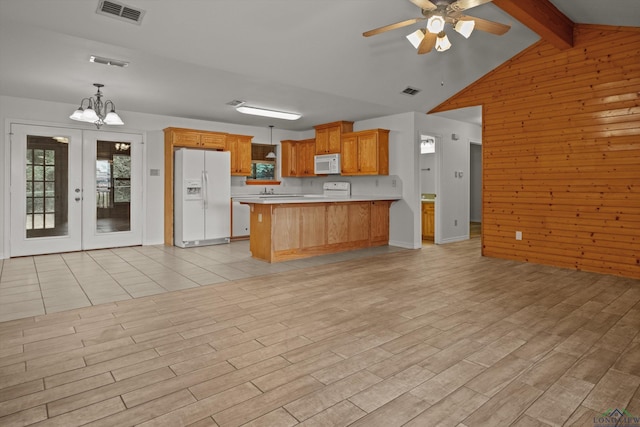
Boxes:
[1,95,480,258]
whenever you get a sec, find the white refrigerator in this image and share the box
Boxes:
[174,148,231,247]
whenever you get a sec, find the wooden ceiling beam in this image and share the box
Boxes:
[493,0,574,50]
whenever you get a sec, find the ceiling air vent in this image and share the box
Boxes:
[226,100,246,107]
[401,86,421,96]
[96,0,145,25]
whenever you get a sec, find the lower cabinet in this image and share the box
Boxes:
[249,201,391,262]
[422,202,434,241]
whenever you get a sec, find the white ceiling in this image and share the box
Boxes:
[0,0,638,131]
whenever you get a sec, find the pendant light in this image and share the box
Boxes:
[69,83,124,129]
[265,125,276,159]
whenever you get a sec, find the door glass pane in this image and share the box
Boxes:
[26,136,68,238]
[96,141,131,233]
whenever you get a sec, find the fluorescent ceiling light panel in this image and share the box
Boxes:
[236,105,301,120]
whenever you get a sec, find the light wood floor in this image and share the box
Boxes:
[0,238,639,426]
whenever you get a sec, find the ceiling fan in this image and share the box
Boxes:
[363,0,511,54]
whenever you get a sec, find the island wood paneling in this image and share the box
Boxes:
[244,201,392,262]
[430,24,640,279]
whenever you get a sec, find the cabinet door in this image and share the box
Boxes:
[327,204,348,244]
[201,133,226,149]
[272,206,300,251]
[173,131,201,148]
[299,140,316,176]
[422,203,434,240]
[315,128,328,154]
[228,135,252,176]
[358,132,379,175]
[235,136,252,175]
[370,201,390,243]
[280,141,297,177]
[348,202,370,242]
[327,126,342,154]
[340,135,359,175]
[300,205,326,248]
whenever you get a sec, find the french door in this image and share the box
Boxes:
[10,124,142,257]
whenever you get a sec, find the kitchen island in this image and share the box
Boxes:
[239,195,400,262]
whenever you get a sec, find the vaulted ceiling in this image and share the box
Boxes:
[0,0,638,131]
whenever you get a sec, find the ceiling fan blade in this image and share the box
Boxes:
[409,0,437,11]
[418,32,437,54]
[462,15,511,35]
[363,18,425,37]
[451,0,493,11]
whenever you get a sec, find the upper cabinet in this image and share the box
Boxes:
[341,129,390,176]
[281,138,316,177]
[226,134,252,176]
[314,121,353,155]
[165,127,227,149]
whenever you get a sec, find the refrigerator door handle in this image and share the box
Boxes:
[203,171,208,210]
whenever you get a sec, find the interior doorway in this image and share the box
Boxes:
[470,142,482,238]
[419,133,438,245]
[9,124,143,256]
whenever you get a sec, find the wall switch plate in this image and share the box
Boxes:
[516,231,522,240]
[258,213,263,222]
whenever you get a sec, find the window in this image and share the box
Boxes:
[420,136,436,154]
[249,144,276,181]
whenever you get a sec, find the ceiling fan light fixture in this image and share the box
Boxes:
[406,29,425,49]
[236,105,301,121]
[435,32,452,52]
[426,15,446,34]
[454,19,475,38]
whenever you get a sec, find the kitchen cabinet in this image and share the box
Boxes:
[422,202,435,241]
[226,134,252,176]
[201,133,226,149]
[165,127,227,149]
[247,199,393,262]
[280,138,315,177]
[314,121,353,154]
[341,129,389,176]
[371,200,391,244]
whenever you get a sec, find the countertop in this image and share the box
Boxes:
[236,195,401,204]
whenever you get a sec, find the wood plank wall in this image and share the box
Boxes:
[430,24,640,279]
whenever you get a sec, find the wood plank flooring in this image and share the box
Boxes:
[0,238,639,426]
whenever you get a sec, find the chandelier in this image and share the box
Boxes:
[69,83,124,128]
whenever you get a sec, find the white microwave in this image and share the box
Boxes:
[314,153,341,174]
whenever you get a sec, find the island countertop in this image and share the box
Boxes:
[237,195,401,204]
